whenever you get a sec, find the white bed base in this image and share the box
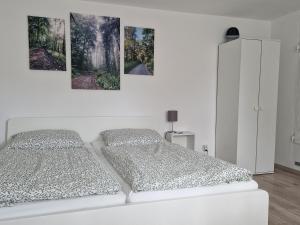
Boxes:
[1,116,269,225]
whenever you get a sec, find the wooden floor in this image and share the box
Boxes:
[254,167,300,225]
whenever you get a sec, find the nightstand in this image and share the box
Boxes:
[165,131,195,150]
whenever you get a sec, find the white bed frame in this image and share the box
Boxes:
[1,116,269,225]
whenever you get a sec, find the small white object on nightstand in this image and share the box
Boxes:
[165,131,195,150]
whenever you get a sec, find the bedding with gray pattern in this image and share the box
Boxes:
[7,129,84,150]
[101,129,163,147]
[0,145,120,208]
[102,141,252,192]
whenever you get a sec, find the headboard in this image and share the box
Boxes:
[6,116,162,142]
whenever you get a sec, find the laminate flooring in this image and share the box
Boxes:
[254,167,300,225]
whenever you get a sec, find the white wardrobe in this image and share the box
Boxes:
[216,38,280,174]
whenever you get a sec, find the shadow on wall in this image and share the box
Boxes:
[0,120,8,149]
[0,120,9,148]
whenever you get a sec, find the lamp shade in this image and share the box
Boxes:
[167,110,178,122]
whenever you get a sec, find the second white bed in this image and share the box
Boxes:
[0,143,126,222]
[92,139,258,204]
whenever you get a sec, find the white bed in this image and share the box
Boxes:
[0,143,126,221]
[0,116,269,225]
[92,138,259,203]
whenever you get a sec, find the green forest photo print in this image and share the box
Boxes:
[124,26,154,75]
[28,16,66,71]
[70,13,120,90]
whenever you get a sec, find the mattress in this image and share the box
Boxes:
[126,180,258,203]
[92,139,258,203]
[0,144,126,221]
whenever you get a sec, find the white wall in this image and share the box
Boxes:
[0,0,271,155]
[271,11,300,170]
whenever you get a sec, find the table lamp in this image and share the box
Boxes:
[167,110,178,133]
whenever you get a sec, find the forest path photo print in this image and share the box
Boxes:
[28,16,66,71]
[124,26,154,76]
[70,13,120,90]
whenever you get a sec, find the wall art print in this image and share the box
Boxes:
[124,26,154,75]
[70,13,120,90]
[28,16,66,71]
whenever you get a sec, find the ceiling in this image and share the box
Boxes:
[84,0,300,20]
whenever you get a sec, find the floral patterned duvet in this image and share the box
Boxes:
[102,141,251,192]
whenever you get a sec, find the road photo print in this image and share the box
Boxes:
[70,13,120,90]
[124,26,154,75]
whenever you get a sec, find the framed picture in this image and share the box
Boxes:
[28,16,66,71]
[124,26,154,75]
[70,13,120,90]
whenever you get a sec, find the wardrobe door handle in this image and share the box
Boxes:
[253,105,259,111]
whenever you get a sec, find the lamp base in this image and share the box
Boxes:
[167,130,183,134]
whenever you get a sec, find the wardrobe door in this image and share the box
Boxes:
[236,39,261,174]
[256,40,280,173]
[216,40,241,164]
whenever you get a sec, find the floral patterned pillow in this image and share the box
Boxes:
[7,129,84,150]
[101,128,163,147]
